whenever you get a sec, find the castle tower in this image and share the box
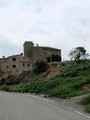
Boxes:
[23,41,34,58]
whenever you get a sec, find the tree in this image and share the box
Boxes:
[33,60,49,74]
[69,47,89,62]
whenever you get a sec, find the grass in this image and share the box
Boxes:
[80,95,90,105]
[0,76,90,99]
[86,105,90,113]
[80,95,90,113]
[60,60,90,78]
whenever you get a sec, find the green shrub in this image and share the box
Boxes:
[86,105,90,113]
[0,86,10,91]
[60,60,90,77]
[80,95,90,105]
[33,60,49,74]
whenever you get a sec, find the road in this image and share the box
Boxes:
[0,91,89,120]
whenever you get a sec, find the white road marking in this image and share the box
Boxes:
[26,94,90,119]
[75,111,90,119]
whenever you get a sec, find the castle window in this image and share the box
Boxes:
[42,48,44,50]
[12,65,16,68]
[12,58,16,61]
[0,65,1,70]
[7,66,9,68]
[23,63,25,66]
[42,48,47,50]
[28,64,30,67]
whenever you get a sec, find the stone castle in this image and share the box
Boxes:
[0,41,61,73]
[23,41,61,64]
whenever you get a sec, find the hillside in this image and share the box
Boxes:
[0,64,62,85]
[0,60,90,99]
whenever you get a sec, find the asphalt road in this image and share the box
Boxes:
[0,91,89,120]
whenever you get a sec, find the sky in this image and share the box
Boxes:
[0,0,90,60]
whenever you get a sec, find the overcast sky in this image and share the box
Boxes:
[0,0,90,60]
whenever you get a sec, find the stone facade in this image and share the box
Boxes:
[23,41,61,64]
[0,54,32,73]
[0,41,61,73]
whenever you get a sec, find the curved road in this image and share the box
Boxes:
[0,91,89,120]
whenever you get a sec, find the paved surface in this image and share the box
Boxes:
[0,91,90,120]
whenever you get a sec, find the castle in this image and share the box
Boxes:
[0,41,61,73]
[23,41,61,64]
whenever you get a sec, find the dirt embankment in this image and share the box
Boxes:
[0,71,22,85]
[37,66,62,80]
[0,65,63,85]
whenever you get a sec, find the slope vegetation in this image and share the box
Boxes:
[0,60,90,100]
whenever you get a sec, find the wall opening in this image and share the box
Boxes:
[12,65,16,68]
[12,58,16,61]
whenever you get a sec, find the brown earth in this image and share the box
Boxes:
[38,66,62,80]
[0,66,63,85]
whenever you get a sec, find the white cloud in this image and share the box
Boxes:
[0,0,90,59]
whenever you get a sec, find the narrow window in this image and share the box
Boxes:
[23,63,25,66]
[12,58,16,61]
[12,65,16,68]
[28,64,30,67]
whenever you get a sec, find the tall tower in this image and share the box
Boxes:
[23,41,34,58]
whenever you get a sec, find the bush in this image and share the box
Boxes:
[33,60,49,74]
[80,95,90,113]
[80,95,90,105]
[60,60,90,77]
[86,105,90,113]
[0,85,10,91]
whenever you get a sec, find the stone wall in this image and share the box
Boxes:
[0,55,32,73]
[23,41,61,64]
[32,46,61,63]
